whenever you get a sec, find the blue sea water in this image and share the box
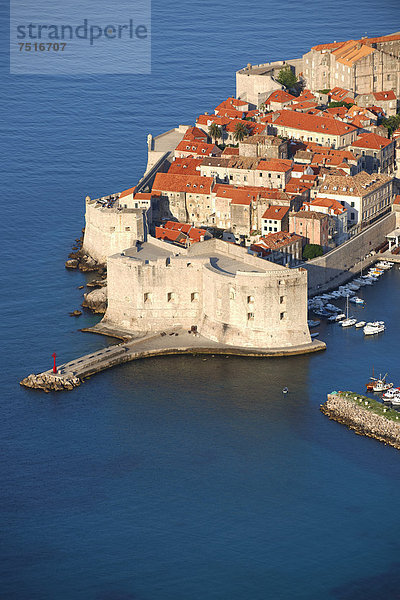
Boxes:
[1,0,400,598]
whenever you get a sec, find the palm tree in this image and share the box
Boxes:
[233,122,249,142]
[208,123,222,145]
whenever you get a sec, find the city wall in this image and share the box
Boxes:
[82,200,144,264]
[302,212,397,294]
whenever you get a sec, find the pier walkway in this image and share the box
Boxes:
[20,326,326,392]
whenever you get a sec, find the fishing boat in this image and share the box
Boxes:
[366,370,393,392]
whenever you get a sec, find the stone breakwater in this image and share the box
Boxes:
[20,372,81,392]
[321,392,400,450]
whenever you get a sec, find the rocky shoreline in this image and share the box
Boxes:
[65,229,108,314]
[20,372,81,392]
[321,392,400,450]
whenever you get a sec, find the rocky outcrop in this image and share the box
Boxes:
[321,392,400,450]
[65,259,79,269]
[20,372,81,392]
[82,286,108,313]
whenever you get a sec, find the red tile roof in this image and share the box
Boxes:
[257,158,293,172]
[215,97,248,111]
[350,132,392,150]
[273,110,357,136]
[119,186,136,198]
[155,221,209,244]
[266,90,296,104]
[222,147,240,156]
[175,140,221,157]
[373,90,396,102]
[261,206,289,220]
[183,126,208,141]
[258,231,303,250]
[152,173,214,194]
[168,157,203,175]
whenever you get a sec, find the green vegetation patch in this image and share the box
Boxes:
[337,391,400,423]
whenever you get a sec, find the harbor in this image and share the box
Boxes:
[20,326,325,392]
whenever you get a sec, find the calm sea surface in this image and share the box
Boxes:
[1,1,400,598]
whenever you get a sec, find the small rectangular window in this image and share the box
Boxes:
[247,312,255,321]
[191,292,199,302]
[144,293,152,303]
[247,295,254,304]
[280,312,286,320]
[280,296,285,304]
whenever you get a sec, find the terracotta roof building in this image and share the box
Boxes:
[270,110,358,148]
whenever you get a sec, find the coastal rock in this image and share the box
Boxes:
[69,310,82,317]
[65,259,79,269]
[82,287,107,313]
[20,372,81,392]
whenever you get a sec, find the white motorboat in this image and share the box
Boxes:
[364,323,385,335]
[349,296,364,305]
[382,388,400,401]
[335,313,346,321]
[355,321,366,328]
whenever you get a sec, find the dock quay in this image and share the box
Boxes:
[20,327,326,392]
[321,392,400,450]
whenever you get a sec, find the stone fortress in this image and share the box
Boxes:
[237,32,400,107]
[104,237,312,350]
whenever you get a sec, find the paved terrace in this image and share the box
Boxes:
[20,326,325,392]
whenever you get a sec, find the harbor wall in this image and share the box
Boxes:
[302,212,397,294]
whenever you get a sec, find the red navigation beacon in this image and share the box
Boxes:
[52,353,57,374]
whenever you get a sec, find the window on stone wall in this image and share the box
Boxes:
[230,289,235,300]
[247,295,254,304]
[280,296,285,304]
[191,292,199,302]
[110,227,115,232]
[280,311,286,320]
[144,293,152,303]
[125,227,130,231]
[247,312,254,321]
[167,292,177,302]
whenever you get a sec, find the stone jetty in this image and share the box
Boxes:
[321,392,400,450]
[20,326,325,392]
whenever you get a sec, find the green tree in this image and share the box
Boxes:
[233,122,249,142]
[276,66,298,89]
[382,113,400,136]
[303,244,324,260]
[327,101,354,109]
[208,122,222,145]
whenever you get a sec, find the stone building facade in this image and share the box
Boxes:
[104,238,311,350]
[82,196,145,264]
[302,33,400,96]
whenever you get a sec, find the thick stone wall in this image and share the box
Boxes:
[302,212,396,293]
[82,200,144,264]
[103,238,311,349]
[199,267,310,348]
